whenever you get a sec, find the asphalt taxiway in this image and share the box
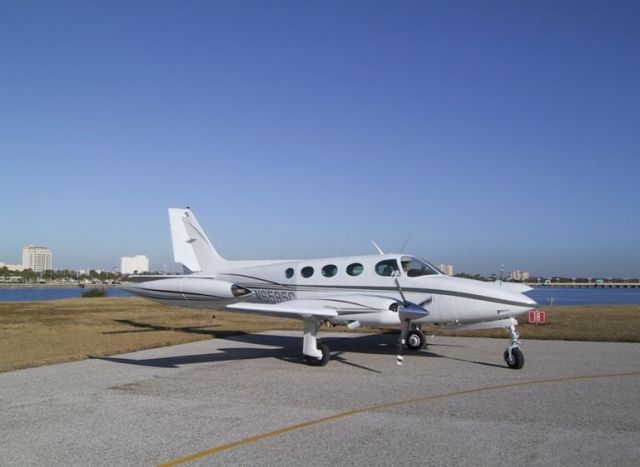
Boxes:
[1,331,639,466]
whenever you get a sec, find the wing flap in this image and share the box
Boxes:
[227,300,339,319]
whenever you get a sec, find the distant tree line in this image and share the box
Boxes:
[453,272,639,283]
[3,266,636,284]
[454,272,490,281]
[526,276,639,283]
[0,268,120,283]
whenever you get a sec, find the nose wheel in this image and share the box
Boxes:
[504,322,524,369]
[504,347,524,369]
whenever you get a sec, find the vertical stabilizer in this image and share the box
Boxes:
[168,208,227,272]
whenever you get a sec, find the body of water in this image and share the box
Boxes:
[0,286,639,305]
[526,287,640,306]
[0,287,132,302]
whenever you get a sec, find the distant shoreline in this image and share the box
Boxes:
[0,284,116,289]
[2,284,640,306]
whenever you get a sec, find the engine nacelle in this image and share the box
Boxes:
[122,277,252,307]
[178,277,251,299]
[328,295,404,328]
[339,309,401,327]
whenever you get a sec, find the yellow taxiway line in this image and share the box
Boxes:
[159,371,640,466]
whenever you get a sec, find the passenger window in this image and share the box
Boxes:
[322,264,337,277]
[285,268,294,279]
[346,263,363,276]
[375,259,399,277]
[301,266,314,278]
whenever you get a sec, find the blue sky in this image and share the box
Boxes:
[1,0,638,277]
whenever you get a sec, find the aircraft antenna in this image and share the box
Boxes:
[371,241,384,255]
[399,237,410,253]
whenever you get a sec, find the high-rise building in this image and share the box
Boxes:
[509,270,530,281]
[437,264,454,275]
[21,245,53,272]
[121,255,150,274]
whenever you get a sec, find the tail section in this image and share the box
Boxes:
[168,208,228,273]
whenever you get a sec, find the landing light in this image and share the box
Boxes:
[231,285,252,297]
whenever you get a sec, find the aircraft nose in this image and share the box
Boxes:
[498,291,537,318]
[496,288,538,314]
[506,290,537,309]
[522,293,537,307]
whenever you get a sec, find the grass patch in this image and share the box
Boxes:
[434,304,640,342]
[0,298,638,373]
[0,297,298,372]
[81,288,108,298]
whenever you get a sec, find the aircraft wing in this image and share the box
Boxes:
[227,300,339,319]
[227,294,404,320]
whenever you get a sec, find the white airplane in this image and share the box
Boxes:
[121,208,538,369]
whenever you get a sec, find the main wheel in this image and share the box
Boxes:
[406,330,426,350]
[304,343,330,367]
[504,347,524,370]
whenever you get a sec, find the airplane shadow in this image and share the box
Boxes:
[96,347,291,368]
[95,324,510,372]
[431,355,508,369]
[94,333,402,371]
[103,319,233,337]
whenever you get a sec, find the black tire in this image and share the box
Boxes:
[406,330,426,350]
[504,347,524,370]
[304,343,330,367]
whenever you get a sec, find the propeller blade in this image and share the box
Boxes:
[392,270,430,367]
[397,319,410,366]
[393,274,407,304]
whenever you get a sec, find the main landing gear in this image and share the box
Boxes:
[304,342,330,366]
[406,328,426,350]
[301,320,427,367]
[302,319,330,367]
[504,323,524,369]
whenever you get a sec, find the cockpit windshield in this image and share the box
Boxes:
[400,256,441,277]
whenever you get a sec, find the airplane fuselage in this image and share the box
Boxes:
[125,253,536,329]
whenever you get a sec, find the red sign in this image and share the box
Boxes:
[528,310,546,324]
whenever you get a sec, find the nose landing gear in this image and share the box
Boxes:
[504,323,524,369]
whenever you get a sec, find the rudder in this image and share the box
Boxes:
[168,208,227,273]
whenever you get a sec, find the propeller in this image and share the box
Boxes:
[392,272,430,366]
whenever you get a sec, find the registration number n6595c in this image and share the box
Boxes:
[254,289,295,304]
